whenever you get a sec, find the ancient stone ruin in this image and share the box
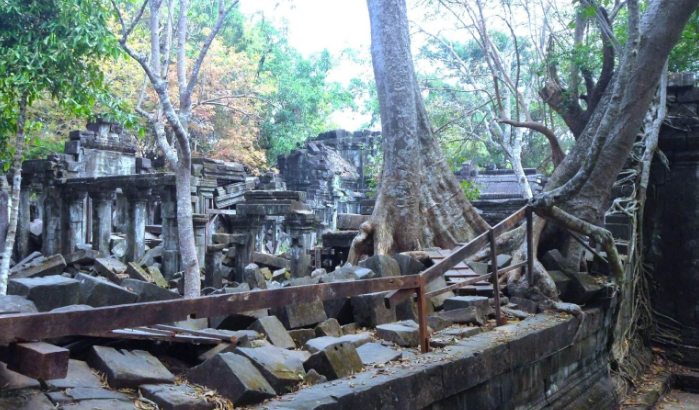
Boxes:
[2,76,699,409]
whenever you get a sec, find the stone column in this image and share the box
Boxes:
[284,213,316,278]
[192,213,208,268]
[90,191,114,256]
[229,216,263,283]
[113,191,128,234]
[124,188,149,263]
[160,186,180,278]
[42,185,63,255]
[15,184,31,260]
[61,188,87,255]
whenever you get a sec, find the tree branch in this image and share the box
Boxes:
[498,118,565,166]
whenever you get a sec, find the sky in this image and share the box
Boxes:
[238,1,375,129]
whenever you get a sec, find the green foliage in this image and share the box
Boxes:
[669,10,699,72]
[460,180,481,201]
[0,0,125,160]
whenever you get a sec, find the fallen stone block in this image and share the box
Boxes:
[87,345,174,389]
[356,342,402,366]
[8,276,80,311]
[0,391,55,410]
[341,323,359,335]
[0,295,38,316]
[425,275,454,309]
[7,341,69,380]
[304,333,373,353]
[214,307,268,330]
[235,345,306,394]
[75,273,137,307]
[502,306,530,320]
[541,249,576,273]
[509,297,537,313]
[147,266,169,288]
[126,262,152,282]
[271,300,327,329]
[121,279,181,302]
[186,353,276,406]
[304,369,327,386]
[46,359,102,389]
[9,253,66,279]
[351,291,396,327]
[289,328,316,348]
[428,316,453,332]
[139,245,163,267]
[439,327,482,339]
[94,257,127,284]
[315,318,342,337]
[140,384,215,410]
[548,270,572,296]
[487,254,512,270]
[244,263,267,290]
[46,387,131,405]
[392,253,426,276]
[110,237,127,260]
[359,254,400,277]
[443,296,493,316]
[439,306,485,326]
[562,272,602,304]
[248,316,295,349]
[375,323,419,347]
[52,399,135,409]
[64,249,99,265]
[303,341,363,380]
[11,251,43,272]
[467,261,489,274]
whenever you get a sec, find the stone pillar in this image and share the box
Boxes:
[61,189,87,255]
[284,213,316,278]
[204,245,223,289]
[160,186,180,278]
[90,191,114,256]
[124,188,149,263]
[15,184,31,260]
[229,216,263,283]
[42,185,63,255]
[192,213,208,268]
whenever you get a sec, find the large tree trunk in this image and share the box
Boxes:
[348,0,489,263]
[0,92,28,295]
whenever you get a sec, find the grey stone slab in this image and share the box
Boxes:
[439,327,482,339]
[303,369,328,386]
[315,318,342,337]
[271,300,327,329]
[0,362,40,390]
[356,343,402,366]
[248,316,296,349]
[51,304,93,312]
[488,254,512,270]
[46,359,102,389]
[392,253,425,276]
[140,384,215,410]
[0,295,38,316]
[235,345,306,394]
[0,391,56,409]
[443,296,493,316]
[244,263,267,290]
[59,399,136,410]
[303,341,363,381]
[428,315,453,332]
[139,245,163,267]
[439,306,485,326]
[147,265,169,288]
[425,275,454,309]
[121,278,181,302]
[186,353,276,406]
[7,276,80,311]
[9,253,66,278]
[509,297,537,313]
[359,254,400,278]
[289,328,316,348]
[94,257,127,283]
[87,345,174,389]
[46,387,131,404]
[304,333,373,353]
[375,323,419,347]
[75,273,137,307]
[65,249,99,265]
[351,291,396,327]
[562,272,602,304]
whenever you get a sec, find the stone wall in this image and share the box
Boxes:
[259,306,617,410]
[644,74,699,366]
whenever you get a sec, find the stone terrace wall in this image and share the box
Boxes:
[644,74,699,366]
[259,306,617,410]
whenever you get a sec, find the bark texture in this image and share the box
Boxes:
[0,92,28,295]
[348,0,489,263]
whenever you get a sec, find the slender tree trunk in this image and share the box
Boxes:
[0,92,28,295]
[349,0,489,263]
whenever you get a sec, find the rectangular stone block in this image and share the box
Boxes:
[8,276,80,311]
[351,292,396,328]
[272,300,328,329]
